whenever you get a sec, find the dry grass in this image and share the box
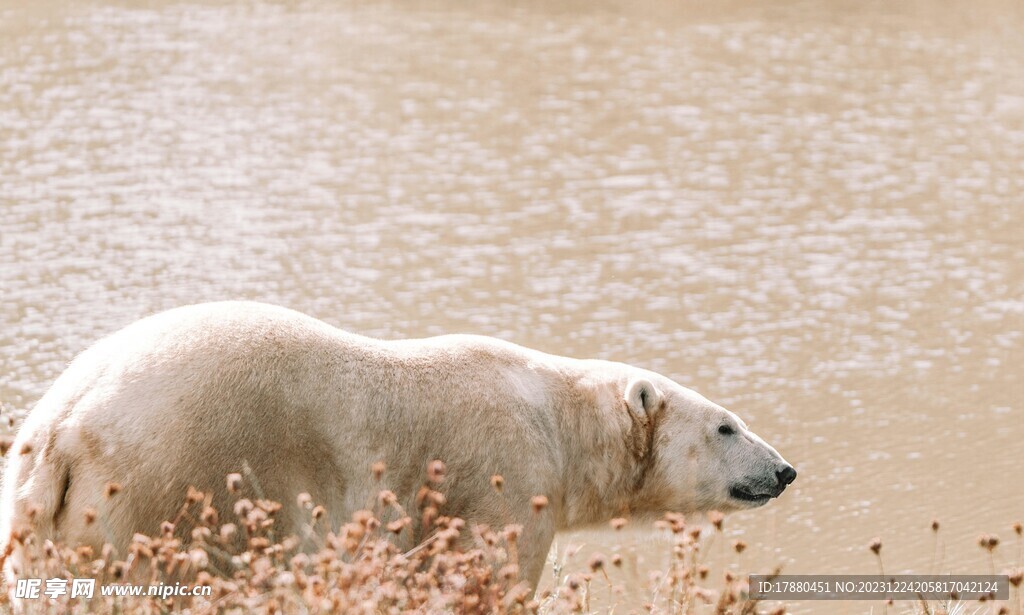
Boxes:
[6,483,1015,615]
[0,466,782,614]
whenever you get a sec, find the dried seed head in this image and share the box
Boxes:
[226,473,242,494]
[869,538,882,555]
[256,499,282,514]
[189,548,209,569]
[427,460,446,484]
[201,506,218,526]
[297,493,312,509]
[1007,569,1022,587]
[698,565,709,579]
[312,505,326,521]
[531,495,549,514]
[978,534,999,551]
[372,461,386,481]
[662,512,686,533]
[219,523,237,541]
[611,554,623,567]
[378,490,397,506]
[386,517,410,534]
[415,486,431,508]
[708,511,724,531]
[19,442,32,456]
[1012,522,1022,536]
[503,524,521,542]
[733,540,747,554]
[290,553,310,570]
[191,526,211,541]
[931,519,940,532]
[186,487,205,504]
[233,499,253,517]
[83,507,97,525]
[588,554,605,572]
[160,521,175,537]
[0,437,12,456]
[490,475,504,492]
[353,509,374,526]
[610,517,627,531]
[104,482,122,498]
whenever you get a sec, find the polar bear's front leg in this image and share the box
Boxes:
[517,509,556,592]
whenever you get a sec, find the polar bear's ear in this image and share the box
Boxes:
[624,378,663,419]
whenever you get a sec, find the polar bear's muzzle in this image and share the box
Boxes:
[728,463,797,506]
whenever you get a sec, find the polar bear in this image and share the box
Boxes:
[0,301,795,591]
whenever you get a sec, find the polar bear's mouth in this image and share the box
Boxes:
[729,486,773,503]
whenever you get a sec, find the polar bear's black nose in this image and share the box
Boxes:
[776,465,797,487]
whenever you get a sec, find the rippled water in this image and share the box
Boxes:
[1,0,1022,611]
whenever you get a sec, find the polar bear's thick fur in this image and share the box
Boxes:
[0,302,794,590]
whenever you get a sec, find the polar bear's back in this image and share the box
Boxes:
[2,301,566,566]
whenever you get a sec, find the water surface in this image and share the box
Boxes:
[1,1,1022,611]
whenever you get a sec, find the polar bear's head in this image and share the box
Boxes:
[623,375,796,514]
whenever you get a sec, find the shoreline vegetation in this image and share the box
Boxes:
[0,461,782,614]
[0,407,1021,614]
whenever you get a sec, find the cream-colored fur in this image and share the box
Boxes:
[0,301,793,592]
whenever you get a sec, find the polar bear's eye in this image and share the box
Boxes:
[718,424,735,436]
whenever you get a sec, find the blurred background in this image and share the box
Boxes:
[1,0,1022,611]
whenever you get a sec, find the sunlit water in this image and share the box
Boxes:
[1,1,1022,612]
